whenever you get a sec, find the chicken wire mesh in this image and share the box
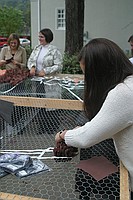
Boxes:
[0,77,120,200]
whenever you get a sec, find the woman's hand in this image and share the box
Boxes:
[37,70,45,77]
[55,126,80,143]
[11,60,21,68]
[54,130,79,158]
[55,129,67,143]
[0,60,6,66]
[30,67,36,76]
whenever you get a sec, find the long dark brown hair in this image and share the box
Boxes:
[78,38,133,120]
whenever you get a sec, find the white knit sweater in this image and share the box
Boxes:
[65,75,133,190]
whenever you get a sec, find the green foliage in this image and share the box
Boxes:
[0,6,24,36]
[24,45,32,60]
[125,49,131,58]
[0,0,30,36]
[62,53,83,74]
[0,65,6,70]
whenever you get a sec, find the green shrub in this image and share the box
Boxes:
[24,45,32,60]
[62,53,83,74]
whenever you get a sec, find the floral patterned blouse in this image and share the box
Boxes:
[27,44,63,75]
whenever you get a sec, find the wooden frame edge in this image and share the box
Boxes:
[120,161,130,200]
[0,95,83,110]
[0,192,47,200]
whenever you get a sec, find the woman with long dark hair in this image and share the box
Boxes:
[55,38,133,196]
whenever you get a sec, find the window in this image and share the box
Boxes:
[56,8,65,30]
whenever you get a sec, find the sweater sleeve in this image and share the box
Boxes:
[65,81,133,148]
[0,47,6,60]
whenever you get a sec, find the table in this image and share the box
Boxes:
[0,75,128,200]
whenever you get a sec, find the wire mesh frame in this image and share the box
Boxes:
[0,94,130,200]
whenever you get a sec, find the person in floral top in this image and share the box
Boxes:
[28,28,62,77]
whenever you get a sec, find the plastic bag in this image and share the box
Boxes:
[0,167,9,178]
[0,153,32,173]
[16,159,51,178]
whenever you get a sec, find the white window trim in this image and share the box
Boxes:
[55,7,65,30]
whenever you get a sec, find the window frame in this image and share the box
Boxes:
[55,8,65,30]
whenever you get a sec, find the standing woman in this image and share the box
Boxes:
[0,33,27,69]
[55,38,133,197]
[27,28,62,77]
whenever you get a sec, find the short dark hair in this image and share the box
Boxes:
[7,33,20,48]
[128,35,133,42]
[40,28,53,43]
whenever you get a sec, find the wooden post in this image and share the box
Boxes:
[120,161,130,200]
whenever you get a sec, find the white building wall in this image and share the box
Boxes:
[40,0,65,53]
[84,0,133,54]
[30,0,41,48]
[30,0,133,55]
[30,0,65,53]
